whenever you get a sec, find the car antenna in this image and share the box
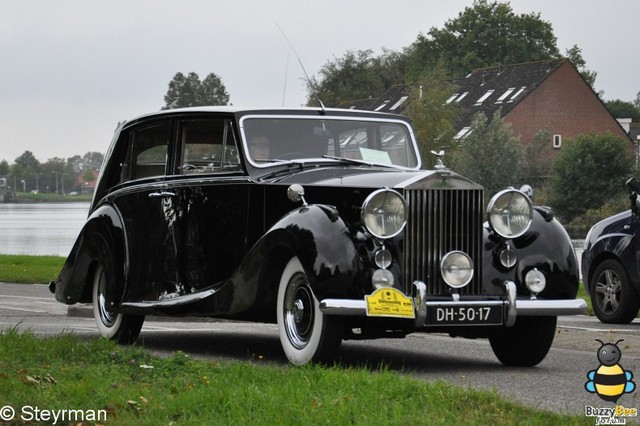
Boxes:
[276,23,326,113]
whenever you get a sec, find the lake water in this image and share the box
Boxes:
[0,203,90,256]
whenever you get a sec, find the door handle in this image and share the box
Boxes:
[148,191,176,198]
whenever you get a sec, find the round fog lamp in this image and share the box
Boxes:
[375,249,392,269]
[525,268,546,294]
[441,251,474,289]
[499,247,517,269]
[372,269,394,289]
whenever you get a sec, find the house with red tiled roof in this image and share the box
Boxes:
[347,59,633,158]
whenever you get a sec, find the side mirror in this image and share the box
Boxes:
[626,177,640,194]
[626,177,640,215]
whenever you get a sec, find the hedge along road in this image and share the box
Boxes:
[1,282,639,416]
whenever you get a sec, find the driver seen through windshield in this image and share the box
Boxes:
[242,117,419,168]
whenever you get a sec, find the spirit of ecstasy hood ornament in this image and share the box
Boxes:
[431,150,447,171]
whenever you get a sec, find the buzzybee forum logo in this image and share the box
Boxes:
[584,339,637,424]
[585,339,635,402]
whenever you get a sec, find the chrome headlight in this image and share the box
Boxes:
[487,189,533,239]
[441,251,474,288]
[361,189,407,239]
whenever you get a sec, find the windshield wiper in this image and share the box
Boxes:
[322,155,375,166]
[321,155,410,170]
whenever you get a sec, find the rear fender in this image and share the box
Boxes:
[54,205,127,305]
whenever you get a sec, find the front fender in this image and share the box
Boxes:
[582,233,635,290]
[483,208,579,299]
[54,204,127,305]
[230,204,361,315]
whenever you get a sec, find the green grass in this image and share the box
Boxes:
[0,255,64,284]
[0,330,590,425]
[576,284,593,315]
[13,191,92,202]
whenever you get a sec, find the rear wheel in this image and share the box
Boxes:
[276,257,342,365]
[489,316,556,367]
[92,261,144,344]
[591,259,640,324]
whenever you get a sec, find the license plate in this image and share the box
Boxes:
[426,304,503,325]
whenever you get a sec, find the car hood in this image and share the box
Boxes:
[587,210,635,241]
[271,167,482,191]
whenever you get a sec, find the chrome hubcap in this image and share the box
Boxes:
[283,273,314,349]
[97,267,117,326]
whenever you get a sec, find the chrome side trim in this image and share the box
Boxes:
[517,298,587,316]
[319,299,367,316]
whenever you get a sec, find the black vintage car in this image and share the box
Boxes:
[50,106,586,366]
[582,177,640,324]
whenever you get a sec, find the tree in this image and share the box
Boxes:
[41,157,66,193]
[605,99,640,121]
[521,128,554,190]
[448,110,523,194]
[0,159,9,176]
[405,0,560,80]
[565,44,597,89]
[163,72,230,109]
[548,132,633,222]
[307,49,405,107]
[404,62,459,165]
[12,151,40,192]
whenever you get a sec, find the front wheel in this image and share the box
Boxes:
[92,262,144,344]
[489,316,556,367]
[591,259,640,324]
[276,257,342,365]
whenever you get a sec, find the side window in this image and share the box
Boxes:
[179,118,240,174]
[129,122,170,180]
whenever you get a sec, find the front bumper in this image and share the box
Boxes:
[319,280,587,327]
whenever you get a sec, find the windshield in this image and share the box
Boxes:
[240,116,420,169]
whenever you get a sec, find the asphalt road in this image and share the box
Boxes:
[1,283,639,417]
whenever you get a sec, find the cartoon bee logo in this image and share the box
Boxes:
[585,339,636,403]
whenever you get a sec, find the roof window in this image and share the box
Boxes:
[474,90,494,105]
[453,127,472,140]
[374,100,390,111]
[495,87,516,104]
[507,86,526,102]
[455,92,469,102]
[390,96,408,111]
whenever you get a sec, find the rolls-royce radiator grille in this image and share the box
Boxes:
[403,189,484,296]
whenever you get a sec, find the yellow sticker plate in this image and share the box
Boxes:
[365,287,415,319]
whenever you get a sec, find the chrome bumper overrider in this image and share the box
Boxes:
[319,280,587,327]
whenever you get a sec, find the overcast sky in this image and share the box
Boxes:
[1,0,638,163]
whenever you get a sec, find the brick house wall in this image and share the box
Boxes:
[505,61,632,157]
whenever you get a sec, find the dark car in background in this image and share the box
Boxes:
[50,106,586,366]
[582,177,640,324]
